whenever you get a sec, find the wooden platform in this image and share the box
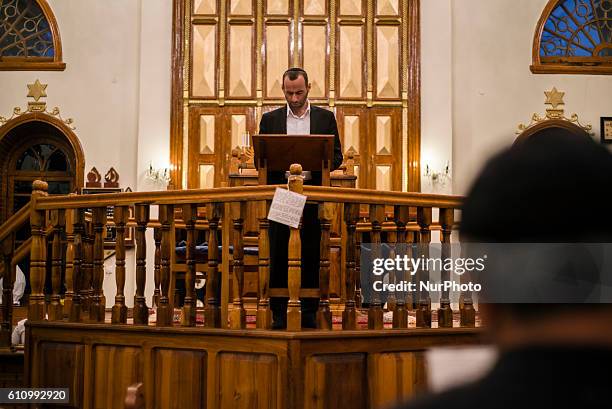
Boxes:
[26,322,482,409]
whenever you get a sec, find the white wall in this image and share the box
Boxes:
[449,0,612,194]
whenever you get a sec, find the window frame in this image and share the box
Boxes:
[531,0,612,75]
[0,0,66,71]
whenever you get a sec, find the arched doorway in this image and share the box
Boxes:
[0,115,85,223]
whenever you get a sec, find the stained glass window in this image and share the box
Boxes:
[533,0,612,74]
[0,0,65,70]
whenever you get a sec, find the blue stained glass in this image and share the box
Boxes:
[0,0,55,58]
[539,0,612,58]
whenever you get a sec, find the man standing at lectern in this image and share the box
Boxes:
[258,68,343,328]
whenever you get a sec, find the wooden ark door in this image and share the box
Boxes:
[175,0,420,192]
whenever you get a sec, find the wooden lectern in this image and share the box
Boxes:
[252,134,335,186]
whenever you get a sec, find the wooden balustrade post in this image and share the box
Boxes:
[317,202,333,330]
[152,228,162,307]
[355,227,362,309]
[64,204,76,320]
[48,209,65,321]
[256,200,272,329]
[158,205,174,326]
[204,203,222,328]
[342,203,359,330]
[438,208,454,328]
[133,205,150,325]
[68,208,84,322]
[91,207,107,323]
[181,204,197,327]
[81,221,94,320]
[1,234,14,347]
[393,205,409,329]
[112,206,129,324]
[229,201,247,329]
[286,164,304,331]
[459,239,476,328]
[28,180,48,321]
[416,207,432,328]
[368,204,385,330]
[386,229,398,313]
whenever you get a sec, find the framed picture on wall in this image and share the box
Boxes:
[601,117,612,144]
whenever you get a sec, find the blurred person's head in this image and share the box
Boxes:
[460,127,612,349]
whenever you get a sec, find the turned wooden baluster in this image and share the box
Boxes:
[386,228,398,313]
[111,206,129,324]
[229,201,247,329]
[67,208,84,322]
[460,240,476,327]
[256,200,272,329]
[204,203,222,328]
[91,207,107,323]
[317,202,333,330]
[48,209,65,321]
[28,180,48,321]
[158,204,173,326]
[64,206,76,320]
[133,204,150,325]
[438,208,454,328]
[181,204,197,327]
[368,204,384,330]
[416,207,432,328]
[393,205,410,329]
[81,220,94,319]
[152,227,161,307]
[1,234,14,346]
[286,164,304,331]
[355,224,362,309]
[342,203,359,330]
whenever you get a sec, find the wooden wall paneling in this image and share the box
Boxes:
[264,20,292,99]
[406,0,420,192]
[303,353,368,409]
[368,107,401,191]
[38,342,85,408]
[92,345,143,409]
[226,1,256,99]
[217,352,278,409]
[153,348,207,409]
[336,22,365,100]
[368,351,425,408]
[170,0,185,189]
[373,21,401,100]
[301,20,328,99]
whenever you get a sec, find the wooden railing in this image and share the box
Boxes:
[10,166,476,334]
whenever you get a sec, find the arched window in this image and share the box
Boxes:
[0,0,65,71]
[532,0,612,74]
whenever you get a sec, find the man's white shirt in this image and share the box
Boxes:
[286,101,311,135]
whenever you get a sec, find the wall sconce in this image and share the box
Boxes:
[424,161,451,188]
[145,162,171,186]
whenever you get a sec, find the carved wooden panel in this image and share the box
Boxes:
[230,0,254,15]
[303,0,326,15]
[228,25,254,98]
[375,25,400,99]
[199,164,215,188]
[154,349,207,409]
[192,25,217,97]
[93,345,142,409]
[265,24,290,98]
[200,114,216,154]
[339,0,363,16]
[39,342,84,408]
[304,353,368,409]
[303,24,327,98]
[377,0,399,16]
[194,0,216,14]
[266,0,289,15]
[368,352,426,408]
[338,25,364,98]
[218,352,278,409]
[230,114,248,150]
